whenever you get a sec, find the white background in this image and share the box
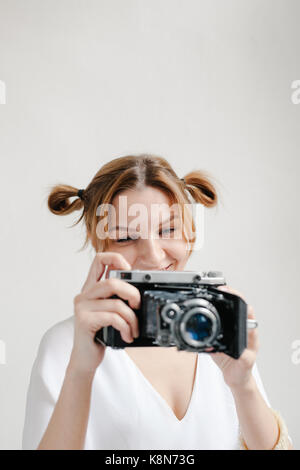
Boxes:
[0,0,299,449]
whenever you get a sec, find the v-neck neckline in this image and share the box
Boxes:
[122,348,199,423]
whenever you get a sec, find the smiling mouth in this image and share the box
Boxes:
[163,263,174,271]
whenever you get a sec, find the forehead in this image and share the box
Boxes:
[112,187,171,207]
[111,187,176,219]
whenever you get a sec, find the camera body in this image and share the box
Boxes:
[94,270,248,359]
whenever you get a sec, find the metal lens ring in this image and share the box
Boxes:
[178,298,220,348]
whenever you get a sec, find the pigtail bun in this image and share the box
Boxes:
[183,171,218,207]
[47,184,83,216]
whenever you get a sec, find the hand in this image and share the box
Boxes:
[206,285,259,390]
[69,252,141,376]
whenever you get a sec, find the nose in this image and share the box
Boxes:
[137,237,166,269]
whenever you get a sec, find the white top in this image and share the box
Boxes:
[22,315,272,450]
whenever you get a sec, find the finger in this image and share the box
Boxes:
[105,260,131,280]
[247,304,256,319]
[87,278,141,310]
[217,285,247,303]
[247,329,259,353]
[211,352,227,360]
[88,311,134,343]
[81,253,131,294]
[247,305,259,352]
[238,349,256,368]
[207,351,231,370]
[81,298,139,338]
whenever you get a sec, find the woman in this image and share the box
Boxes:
[22,154,293,450]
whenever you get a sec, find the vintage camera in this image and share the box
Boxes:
[94,270,249,359]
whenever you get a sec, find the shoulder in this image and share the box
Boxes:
[32,316,75,380]
[38,315,74,354]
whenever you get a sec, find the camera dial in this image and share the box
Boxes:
[161,302,181,323]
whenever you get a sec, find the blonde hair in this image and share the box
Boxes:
[47,153,218,257]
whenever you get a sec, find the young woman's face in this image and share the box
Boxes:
[105,186,190,271]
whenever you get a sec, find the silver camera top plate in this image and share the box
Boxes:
[108,269,226,285]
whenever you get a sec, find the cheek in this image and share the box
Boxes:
[105,242,137,266]
[124,250,137,267]
[162,239,189,261]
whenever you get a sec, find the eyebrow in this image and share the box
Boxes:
[108,213,179,232]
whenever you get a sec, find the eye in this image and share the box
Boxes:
[116,237,134,243]
[115,228,176,243]
[160,227,176,236]
[115,234,139,244]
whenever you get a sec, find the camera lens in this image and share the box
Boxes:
[185,313,213,342]
[177,299,221,349]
